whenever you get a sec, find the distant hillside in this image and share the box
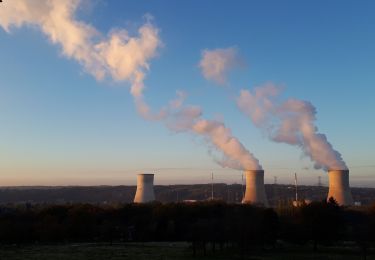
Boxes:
[0,184,374,206]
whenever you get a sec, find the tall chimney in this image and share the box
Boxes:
[242,170,269,207]
[327,170,353,206]
[134,173,155,203]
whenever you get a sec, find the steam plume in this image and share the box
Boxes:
[0,0,161,98]
[144,92,262,171]
[237,83,347,171]
[191,119,262,170]
[0,0,262,171]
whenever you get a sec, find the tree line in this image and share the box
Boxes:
[0,200,375,257]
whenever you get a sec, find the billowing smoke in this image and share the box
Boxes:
[237,83,347,171]
[0,0,262,171]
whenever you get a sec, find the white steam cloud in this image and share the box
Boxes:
[0,0,261,171]
[237,83,347,171]
[199,47,242,85]
[191,119,262,170]
[159,92,262,170]
[0,0,161,98]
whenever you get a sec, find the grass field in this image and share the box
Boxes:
[0,242,374,260]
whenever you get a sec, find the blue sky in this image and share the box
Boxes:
[0,0,374,186]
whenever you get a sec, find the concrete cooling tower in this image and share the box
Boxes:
[242,170,269,207]
[134,173,155,203]
[327,170,353,206]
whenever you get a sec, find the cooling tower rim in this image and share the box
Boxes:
[244,169,264,173]
[327,169,349,172]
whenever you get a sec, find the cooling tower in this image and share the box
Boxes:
[242,170,269,207]
[133,173,155,203]
[327,170,353,206]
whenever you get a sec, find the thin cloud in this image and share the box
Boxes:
[199,47,243,85]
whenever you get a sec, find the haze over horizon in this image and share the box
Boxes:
[0,0,374,187]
